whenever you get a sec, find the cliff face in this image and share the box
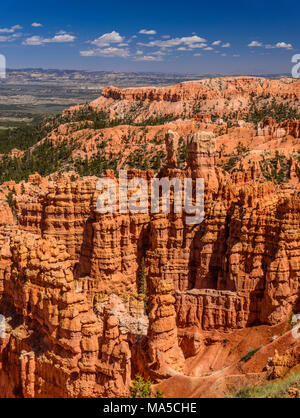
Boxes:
[1,77,300,397]
[257,118,300,139]
[66,77,300,123]
[0,229,150,398]
[98,77,300,102]
[0,232,101,397]
[0,124,299,397]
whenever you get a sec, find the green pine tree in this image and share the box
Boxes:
[154,388,164,398]
[129,376,152,398]
[138,258,148,311]
[138,257,146,295]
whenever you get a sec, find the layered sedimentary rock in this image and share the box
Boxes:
[0,123,300,397]
[66,77,300,123]
[269,345,300,379]
[186,131,219,195]
[0,231,150,398]
[0,232,101,397]
[175,289,248,331]
[0,200,14,227]
[165,130,179,169]
[257,118,300,139]
[146,211,186,379]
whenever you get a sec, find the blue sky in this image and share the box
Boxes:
[0,0,299,74]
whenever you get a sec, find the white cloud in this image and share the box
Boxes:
[248,41,263,47]
[136,50,143,55]
[22,36,44,45]
[212,40,221,46]
[51,34,75,42]
[0,35,17,42]
[31,22,43,27]
[194,53,202,56]
[265,42,293,49]
[139,29,157,35]
[249,40,293,50]
[188,43,207,49]
[135,55,162,61]
[222,42,230,48]
[0,32,21,42]
[138,35,207,48]
[162,35,170,39]
[0,25,22,33]
[233,54,240,57]
[221,53,227,56]
[91,31,124,47]
[23,33,76,45]
[80,47,130,58]
[203,47,213,51]
[80,50,95,56]
[275,41,293,49]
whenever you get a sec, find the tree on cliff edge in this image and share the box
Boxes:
[138,257,148,311]
[130,375,152,398]
[130,375,164,398]
[138,257,146,295]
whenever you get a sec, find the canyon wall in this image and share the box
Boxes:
[1,125,299,397]
[66,77,300,123]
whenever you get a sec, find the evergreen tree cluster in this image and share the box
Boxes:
[245,98,300,124]
[260,152,290,184]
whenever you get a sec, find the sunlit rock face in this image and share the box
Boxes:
[0,77,300,397]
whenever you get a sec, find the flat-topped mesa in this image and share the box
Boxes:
[95,78,300,104]
[186,131,219,194]
[65,78,300,124]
